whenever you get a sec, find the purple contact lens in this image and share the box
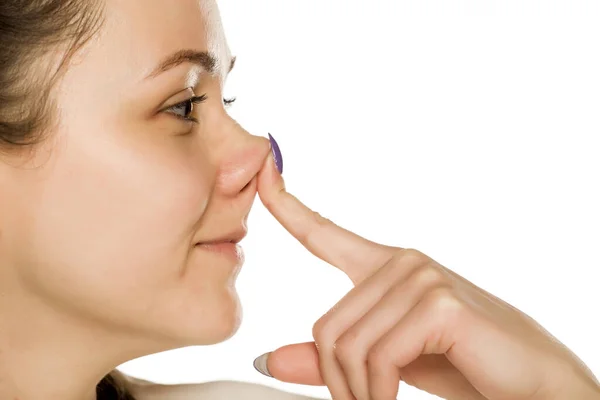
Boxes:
[268,133,283,174]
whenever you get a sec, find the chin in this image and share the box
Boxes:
[163,287,244,346]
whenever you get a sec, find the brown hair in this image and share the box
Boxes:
[1,0,101,152]
[1,1,134,399]
[97,371,137,400]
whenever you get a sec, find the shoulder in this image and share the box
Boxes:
[128,379,326,400]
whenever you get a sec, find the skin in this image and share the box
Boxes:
[256,155,600,399]
[0,1,598,400]
[0,0,269,399]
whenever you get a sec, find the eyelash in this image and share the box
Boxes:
[166,95,237,124]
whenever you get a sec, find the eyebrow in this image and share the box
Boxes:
[145,49,236,79]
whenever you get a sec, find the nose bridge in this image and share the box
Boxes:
[213,119,270,195]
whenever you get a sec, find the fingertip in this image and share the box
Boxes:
[257,147,286,207]
[268,343,324,386]
[268,133,284,175]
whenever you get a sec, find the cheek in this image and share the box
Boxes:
[18,133,212,313]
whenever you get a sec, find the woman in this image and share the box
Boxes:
[0,1,598,399]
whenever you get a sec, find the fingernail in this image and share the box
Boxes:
[268,133,283,175]
[253,352,273,378]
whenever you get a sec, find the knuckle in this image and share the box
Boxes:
[312,316,335,346]
[312,211,333,227]
[305,211,336,247]
[398,248,430,265]
[424,286,464,318]
[366,343,389,367]
[333,331,359,361]
[409,263,447,287]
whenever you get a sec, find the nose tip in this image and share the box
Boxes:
[254,135,272,162]
[215,134,271,196]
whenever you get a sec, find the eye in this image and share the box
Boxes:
[165,94,207,123]
[164,95,237,123]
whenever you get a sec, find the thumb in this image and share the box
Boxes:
[253,342,325,386]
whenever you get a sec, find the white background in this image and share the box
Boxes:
[120,1,600,398]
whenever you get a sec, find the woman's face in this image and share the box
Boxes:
[1,0,269,348]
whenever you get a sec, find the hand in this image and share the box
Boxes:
[256,154,600,400]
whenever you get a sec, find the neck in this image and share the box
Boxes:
[0,279,156,400]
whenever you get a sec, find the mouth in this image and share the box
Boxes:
[195,227,247,262]
[197,227,247,246]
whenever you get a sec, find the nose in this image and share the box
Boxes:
[211,118,271,196]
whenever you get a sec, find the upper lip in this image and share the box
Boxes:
[197,227,247,245]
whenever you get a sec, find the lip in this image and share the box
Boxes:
[195,241,244,262]
[195,227,247,262]
[198,227,247,245]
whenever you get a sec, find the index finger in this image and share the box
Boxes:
[257,150,395,285]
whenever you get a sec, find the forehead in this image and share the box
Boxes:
[101,0,231,82]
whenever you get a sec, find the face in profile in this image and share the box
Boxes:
[1,0,269,352]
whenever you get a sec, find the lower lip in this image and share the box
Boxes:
[196,241,244,262]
